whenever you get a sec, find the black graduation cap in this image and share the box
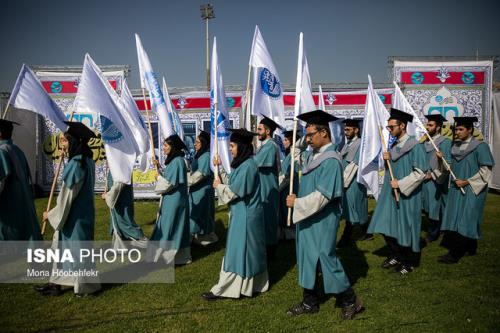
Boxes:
[198,130,210,142]
[389,108,413,124]
[342,118,362,128]
[282,129,302,140]
[453,116,478,127]
[166,134,188,151]
[296,109,339,126]
[0,119,20,132]
[424,114,447,124]
[259,115,283,132]
[64,121,97,139]
[228,128,257,144]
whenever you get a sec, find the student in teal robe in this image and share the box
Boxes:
[337,118,369,248]
[102,172,147,249]
[188,130,217,246]
[36,121,100,296]
[202,128,268,300]
[439,116,495,264]
[148,134,191,265]
[0,119,41,241]
[368,108,427,275]
[286,110,363,320]
[254,116,282,259]
[420,114,452,243]
[278,130,302,240]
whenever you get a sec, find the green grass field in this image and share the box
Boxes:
[1,193,500,332]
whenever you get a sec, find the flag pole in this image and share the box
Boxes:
[41,111,75,235]
[214,102,219,180]
[377,126,400,203]
[2,103,9,119]
[244,65,252,130]
[141,88,159,174]
[287,118,299,226]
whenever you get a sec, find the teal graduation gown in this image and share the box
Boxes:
[441,141,494,239]
[189,151,215,235]
[341,141,368,224]
[0,139,41,240]
[107,173,145,240]
[151,156,190,250]
[368,137,427,252]
[224,158,267,278]
[296,145,350,294]
[421,137,452,221]
[254,140,280,245]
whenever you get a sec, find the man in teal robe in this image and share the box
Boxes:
[439,116,495,264]
[420,114,452,243]
[0,119,41,241]
[286,110,363,320]
[203,128,268,300]
[103,172,147,249]
[368,108,427,275]
[337,118,369,247]
[254,116,282,259]
[188,131,217,246]
[148,134,191,266]
[37,121,100,296]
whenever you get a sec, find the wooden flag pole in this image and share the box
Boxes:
[41,111,75,235]
[378,126,400,203]
[141,88,160,174]
[286,119,299,226]
[2,103,10,119]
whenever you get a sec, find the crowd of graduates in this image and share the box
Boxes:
[0,106,495,319]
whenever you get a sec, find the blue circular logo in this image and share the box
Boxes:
[259,68,281,98]
[378,95,386,103]
[226,97,235,108]
[100,116,123,143]
[411,72,424,84]
[462,72,475,84]
[50,81,62,93]
[435,95,443,103]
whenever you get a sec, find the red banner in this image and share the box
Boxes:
[41,80,118,94]
[400,71,484,85]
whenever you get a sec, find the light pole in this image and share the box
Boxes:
[200,4,215,91]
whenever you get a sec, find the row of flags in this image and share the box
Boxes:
[4,28,428,197]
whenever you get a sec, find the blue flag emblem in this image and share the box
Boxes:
[259,68,281,99]
[99,116,123,144]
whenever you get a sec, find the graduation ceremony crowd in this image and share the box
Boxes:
[0,105,495,320]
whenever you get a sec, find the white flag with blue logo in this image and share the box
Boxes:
[75,54,137,185]
[210,37,232,174]
[162,77,184,140]
[357,75,390,200]
[7,64,67,131]
[135,33,174,139]
[120,79,151,172]
[392,82,426,140]
[249,26,285,125]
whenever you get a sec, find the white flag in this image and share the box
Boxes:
[75,54,137,185]
[293,33,316,118]
[392,82,426,140]
[162,77,184,140]
[249,26,285,125]
[318,84,345,147]
[210,37,232,174]
[135,33,175,139]
[357,75,390,200]
[7,64,67,131]
[120,79,151,172]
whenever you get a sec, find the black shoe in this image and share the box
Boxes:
[286,302,319,316]
[358,233,374,241]
[381,257,400,269]
[201,292,220,301]
[394,263,413,275]
[341,296,364,320]
[438,253,459,264]
[34,283,62,296]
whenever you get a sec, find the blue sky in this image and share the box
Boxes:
[1,0,499,91]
